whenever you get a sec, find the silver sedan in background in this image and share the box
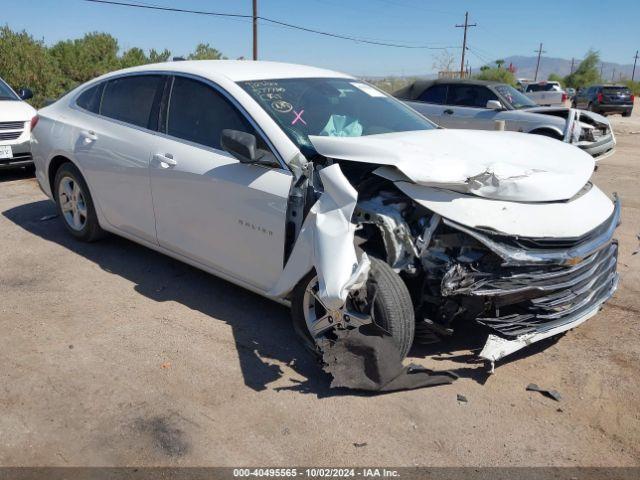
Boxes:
[395,79,616,161]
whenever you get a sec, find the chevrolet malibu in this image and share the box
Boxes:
[31,61,620,370]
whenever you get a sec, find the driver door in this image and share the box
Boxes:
[149,75,292,291]
[442,84,502,130]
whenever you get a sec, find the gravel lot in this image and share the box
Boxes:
[1,103,639,467]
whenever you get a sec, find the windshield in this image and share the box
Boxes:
[0,78,19,101]
[494,84,538,109]
[239,77,436,152]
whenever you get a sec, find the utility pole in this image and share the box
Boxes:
[252,0,258,60]
[456,12,476,78]
[570,57,575,74]
[611,68,615,82]
[633,50,639,82]
[600,63,604,78]
[533,43,546,81]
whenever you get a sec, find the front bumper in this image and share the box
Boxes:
[0,138,32,170]
[579,133,616,161]
[442,195,620,364]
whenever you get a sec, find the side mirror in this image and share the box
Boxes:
[486,100,503,110]
[221,129,261,163]
[18,88,34,100]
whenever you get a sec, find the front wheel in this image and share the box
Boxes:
[291,257,415,359]
[54,163,105,242]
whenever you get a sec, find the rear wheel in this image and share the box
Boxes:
[588,102,595,112]
[291,257,415,359]
[622,110,632,117]
[54,163,105,242]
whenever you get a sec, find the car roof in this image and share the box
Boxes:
[394,78,504,100]
[95,60,353,83]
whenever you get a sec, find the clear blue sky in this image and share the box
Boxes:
[3,0,639,76]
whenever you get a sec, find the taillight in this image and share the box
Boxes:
[597,93,603,103]
[631,94,635,103]
[562,92,568,102]
[30,115,39,131]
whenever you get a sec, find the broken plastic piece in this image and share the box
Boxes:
[321,323,457,392]
[526,383,562,402]
[270,163,369,310]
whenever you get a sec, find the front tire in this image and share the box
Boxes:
[291,257,415,359]
[54,163,105,242]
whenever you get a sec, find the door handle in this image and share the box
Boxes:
[443,109,454,115]
[80,130,98,142]
[153,153,177,168]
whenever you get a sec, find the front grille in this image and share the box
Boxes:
[0,131,22,140]
[0,121,25,130]
[475,242,618,337]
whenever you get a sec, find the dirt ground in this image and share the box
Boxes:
[1,103,639,468]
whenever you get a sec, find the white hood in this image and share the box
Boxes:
[309,129,595,202]
[0,100,36,122]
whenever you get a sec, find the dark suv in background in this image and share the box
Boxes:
[573,85,634,117]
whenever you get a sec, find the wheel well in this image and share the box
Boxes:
[48,156,72,195]
[529,128,563,140]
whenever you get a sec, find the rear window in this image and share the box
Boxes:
[526,83,557,92]
[101,75,163,128]
[76,84,104,113]
[603,86,631,94]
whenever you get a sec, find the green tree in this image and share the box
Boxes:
[564,50,601,89]
[0,25,62,107]
[188,43,225,60]
[547,73,565,87]
[474,66,516,85]
[120,47,148,68]
[50,32,121,91]
[148,48,171,63]
[495,59,505,69]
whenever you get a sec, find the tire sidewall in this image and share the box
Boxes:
[291,258,415,359]
[54,163,101,241]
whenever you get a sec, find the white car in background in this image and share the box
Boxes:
[524,80,567,106]
[0,77,37,170]
[31,61,619,371]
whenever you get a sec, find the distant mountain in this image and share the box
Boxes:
[503,55,635,82]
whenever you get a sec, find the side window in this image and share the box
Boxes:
[100,75,163,128]
[417,84,447,104]
[167,76,256,150]
[76,83,104,113]
[447,85,498,108]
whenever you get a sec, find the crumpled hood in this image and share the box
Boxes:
[309,129,595,202]
[0,100,36,122]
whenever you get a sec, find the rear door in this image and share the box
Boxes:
[440,84,502,129]
[149,75,292,291]
[404,84,448,125]
[72,74,166,244]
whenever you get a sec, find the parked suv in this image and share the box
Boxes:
[0,76,37,170]
[573,85,634,117]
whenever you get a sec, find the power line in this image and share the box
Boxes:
[82,0,458,50]
[455,12,476,77]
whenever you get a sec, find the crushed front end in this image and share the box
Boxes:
[354,184,620,369]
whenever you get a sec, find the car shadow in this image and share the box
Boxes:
[0,167,34,183]
[2,200,562,397]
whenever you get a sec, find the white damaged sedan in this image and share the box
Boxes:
[31,61,619,371]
